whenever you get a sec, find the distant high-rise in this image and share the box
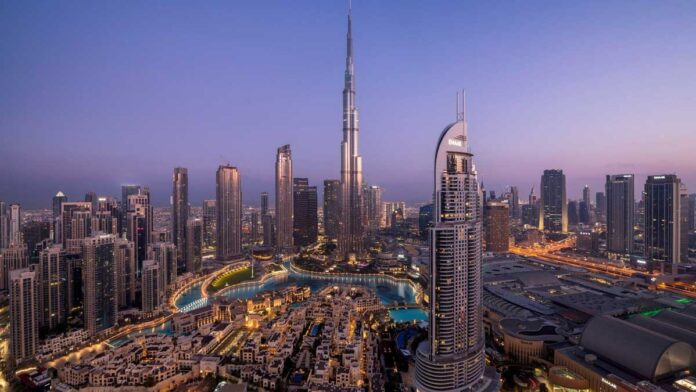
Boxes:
[216,165,242,260]
[114,238,136,309]
[415,97,498,392]
[418,204,433,241]
[250,210,260,243]
[688,194,696,231]
[60,202,92,251]
[323,180,341,241]
[186,218,203,273]
[0,201,8,249]
[9,267,38,366]
[606,174,635,256]
[567,200,579,227]
[579,201,591,225]
[22,221,51,262]
[126,192,152,275]
[94,197,120,235]
[52,192,67,221]
[84,191,98,214]
[148,242,177,294]
[202,199,217,249]
[339,7,365,259]
[260,192,269,216]
[275,145,294,251]
[0,245,28,291]
[364,185,382,233]
[510,186,520,219]
[485,201,510,253]
[172,167,189,274]
[539,169,568,233]
[595,191,607,223]
[679,184,689,264]
[82,234,118,336]
[262,214,275,248]
[37,245,68,330]
[521,204,539,227]
[644,175,682,272]
[141,259,160,314]
[293,178,318,248]
[121,185,142,233]
[9,203,22,246]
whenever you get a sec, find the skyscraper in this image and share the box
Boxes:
[202,199,217,249]
[126,192,152,275]
[485,201,510,253]
[0,200,8,249]
[415,97,498,392]
[275,145,293,252]
[216,165,242,260]
[9,203,22,246]
[121,184,142,234]
[94,197,120,235]
[141,259,160,314]
[606,174,635,256]
[172,167,189,274]
[364,185,383,233]
[114,237,136,309]
[260,192,269,216]
[539,169,568,233]
[262,214,275,248]
[60,202,92,251]
[418,203,433,241]
[9,267,38,366]
[0,245,28,291]
[644,175,682,273]
[186,218,202,273]
[293,178,318,247]
[82,234,118,336]
[38,245,68,330]
[510,186,520,219]
[595,191,606,223]
[688,194,696,232]
[52,192,67,242]
[567,200,579,227]
[323,180,341,241]
[339,7,364,258]
[148,242,177,295]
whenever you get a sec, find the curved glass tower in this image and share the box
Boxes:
[415,99,499,392]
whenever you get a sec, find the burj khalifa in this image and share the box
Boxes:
[339,5,364,259]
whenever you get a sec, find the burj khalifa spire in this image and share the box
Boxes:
[339,3,364,259]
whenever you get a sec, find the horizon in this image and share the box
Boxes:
[2,1,696,208]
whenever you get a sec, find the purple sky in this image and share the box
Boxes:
[2,1,695,208]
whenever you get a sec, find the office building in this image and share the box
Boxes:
[521,204,539,227]
[364,185,382,233]
[595,191,606,223]
[323,180,341,241]
[37,245,68,330]
[644,175,682,272]
[141,259,160,314]
[338,8,365,259]
[539,169,568,233]
[186,218,202,273]
[9,267,38,366]
[510,186,520,219]
[82,234,118,336]
[415,98,498,392]
[567,200,579,227]
[580,185,591,224]
[275,145,293,251]
[485,201,510,253]
[216,165,242,260]
[606,174,635,256]
[293,178,318,247]
[172,167,189,274]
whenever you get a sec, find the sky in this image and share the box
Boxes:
[1,1,695,208]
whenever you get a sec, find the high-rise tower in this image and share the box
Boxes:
[216,165,242,260]
[172,167,189,274]
[539,169,568,233]
[339,5,364,258]
[415,95,498,392]
[275,145,293,252]
[606,174,635,256]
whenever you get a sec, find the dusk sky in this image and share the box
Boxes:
[2,1,695,208]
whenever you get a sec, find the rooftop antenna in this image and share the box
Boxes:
[456,90,467,122]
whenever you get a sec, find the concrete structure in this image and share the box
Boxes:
[275,145,294,252]
[485,201,509,253]
[216,165,242,260]
[82,234,118,336]
[499,317,562,365]
[644,175,682,272]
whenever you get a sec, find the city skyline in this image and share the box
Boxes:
[3,1,696,208]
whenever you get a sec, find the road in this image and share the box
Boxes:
[509,245,696,299]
